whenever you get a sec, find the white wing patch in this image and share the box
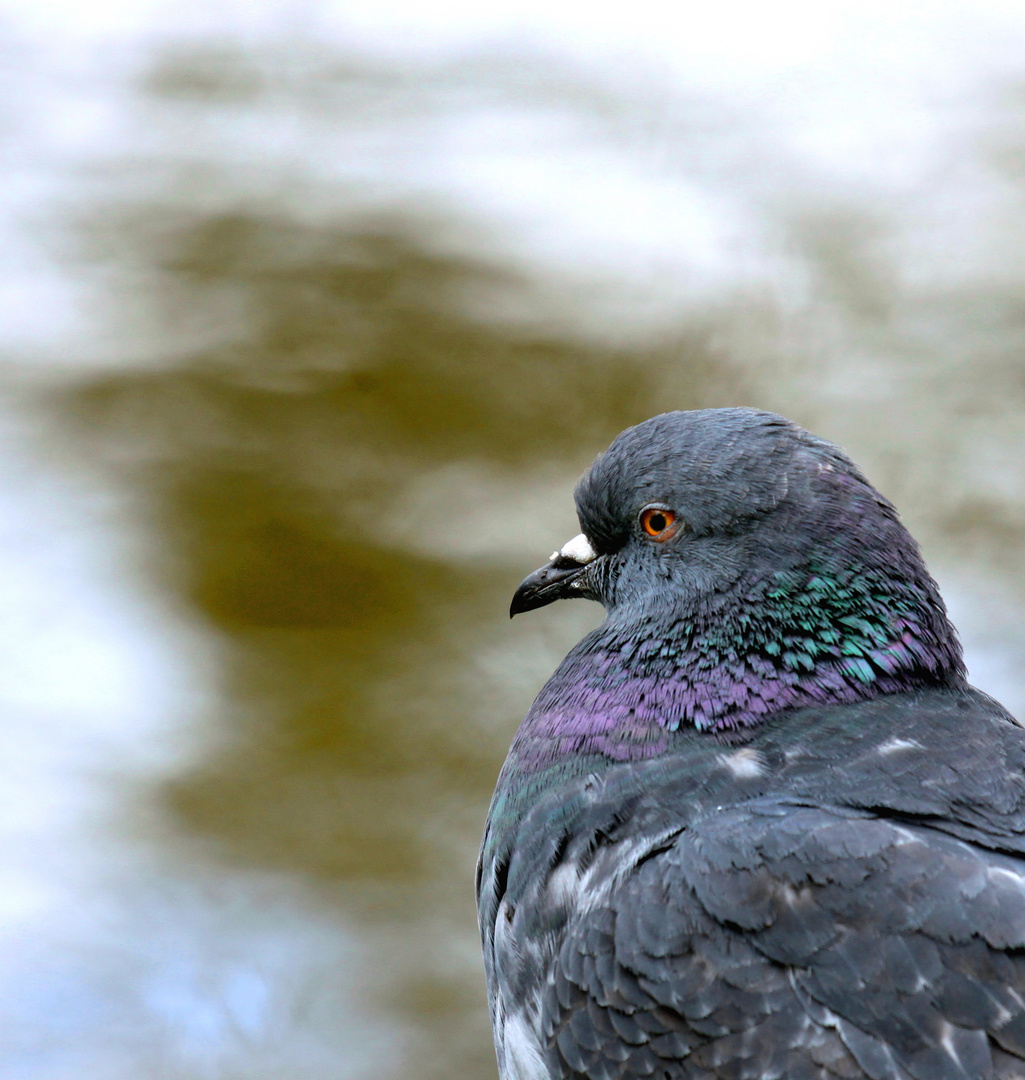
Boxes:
[876,737,923,755]
[544,840,649,915]
[988,865,1025,891]
[718,747,765,778]
[500,1011,550,1080]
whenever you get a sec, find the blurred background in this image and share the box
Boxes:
[2,1,1025,1077]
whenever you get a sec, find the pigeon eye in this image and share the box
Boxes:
[639,506,679,541]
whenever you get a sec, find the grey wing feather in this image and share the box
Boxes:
[541,801,1025,1079]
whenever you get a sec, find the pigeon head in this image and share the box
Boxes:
[513,408,815,616]
[509,408,966,737]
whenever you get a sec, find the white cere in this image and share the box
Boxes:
[551,533,597,565]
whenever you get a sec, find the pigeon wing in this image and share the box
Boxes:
[541,799,1025,1080]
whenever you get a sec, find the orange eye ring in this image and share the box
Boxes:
[639,506,679,542]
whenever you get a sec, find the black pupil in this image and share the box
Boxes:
[648,513,666,533]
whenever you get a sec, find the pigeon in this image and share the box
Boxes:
[477,408,1025,1080]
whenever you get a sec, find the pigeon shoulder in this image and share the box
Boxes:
[530,689,1025,1080]
[480,687,1025,1079]
[542,789,1025,1079]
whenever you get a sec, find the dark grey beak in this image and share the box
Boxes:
[510,533,598,617]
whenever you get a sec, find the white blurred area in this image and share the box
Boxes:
[4,0,1025,350]
[1,1,1025,1078]
[0,427,403,1077]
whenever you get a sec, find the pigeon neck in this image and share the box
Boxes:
[507,549,965,771]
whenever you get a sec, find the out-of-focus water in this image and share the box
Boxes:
[2,9,1025,1079]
